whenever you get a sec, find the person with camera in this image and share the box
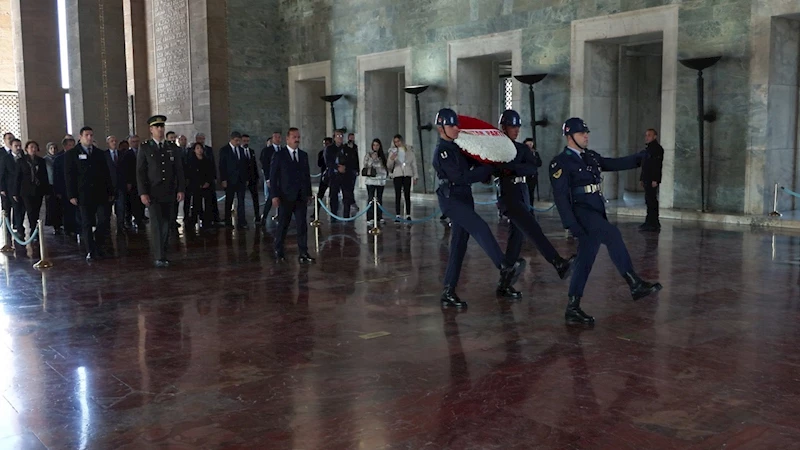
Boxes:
[362,138,388,226]
[387,134,418,221]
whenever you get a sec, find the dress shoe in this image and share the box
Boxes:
[441,287,467,309]
[238,224,249,230]
[553,254,576,280]
[86,253,97,262]
[154,259,167,268]
[274,251,286,261]
[298,254,316,264]
[496,285,522,300]
[624,272,662,301]
[565,296,594,324]
[53,228,64,236]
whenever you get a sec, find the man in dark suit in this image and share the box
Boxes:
[53,135,79,237]
[219,131,248,229]
[270,127,314,263]
[0,132,15,229]
[137,115,185,267]
[64,126,114,261]
[259,130,281,225]
[194,132,220,224]
[123,134,147,229]
[639,128,664,232]
[324,129,353,219]
[242,134,260,223]
[104,135,128,234]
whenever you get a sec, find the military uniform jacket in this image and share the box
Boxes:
[498,141,539,208]
[433,138,493,199]
[549,147,643,230]
[137,139,185,203]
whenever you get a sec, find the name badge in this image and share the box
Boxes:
[78,154,87,160]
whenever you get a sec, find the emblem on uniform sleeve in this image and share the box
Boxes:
[552,169,563,179]
[441,151,448,159]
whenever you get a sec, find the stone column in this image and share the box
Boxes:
[10,0,66,144]
[143,0,229,148]
[66,0,129,139]
[123,0,150,137]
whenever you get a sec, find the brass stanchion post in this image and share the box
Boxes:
[769,183,782,217]
[34,219,53,269]
[0,210,13,252]
[368,198,381,235]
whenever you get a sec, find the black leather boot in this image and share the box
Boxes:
[441,287,468,309]
[565,296,594,324]
[624,272,662,301]
[496,284,522,299]
[498,258,526,289]
[553,254,576,280]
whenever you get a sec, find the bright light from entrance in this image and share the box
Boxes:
[57,0,72,134]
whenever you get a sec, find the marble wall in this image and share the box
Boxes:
[222,0,792,214]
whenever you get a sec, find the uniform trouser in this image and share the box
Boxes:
[439,190,504,289]
[45,194,63,229]
[274,197,308,255]
[527,176,538,204]
[393,176,412,216]
[79,201,109,254]
[317,177,329,200]
[247,181,259,220]
[224,184,246,225]
[501,198,559,267]
[148,200,174,260]
[21,195,43,238]
[569,209,634,297]
[366,185,384,221]
[643,183,659,225]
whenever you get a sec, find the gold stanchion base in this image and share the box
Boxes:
[0,245,13,253]
[33,260,53,270]
[310,220,321,228]
[769,211,782,217]
[368,226,382,236]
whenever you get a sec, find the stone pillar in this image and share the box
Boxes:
[124,0,150,137]
[66,0,129,139]
[0,0,16,91]
[144,0,229,148]
[10,0,66,144]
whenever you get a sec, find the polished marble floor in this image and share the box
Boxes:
[1,197,800,449]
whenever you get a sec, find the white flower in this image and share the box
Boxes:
[453,115,517,164]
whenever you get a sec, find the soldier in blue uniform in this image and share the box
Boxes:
[549,117,662,324]
[495,110,575,299]
[433,108,525,309]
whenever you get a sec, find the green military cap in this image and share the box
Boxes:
[147,115,167,126]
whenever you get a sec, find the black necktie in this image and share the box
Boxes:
[158,142,163,150]
[293,151,297,163]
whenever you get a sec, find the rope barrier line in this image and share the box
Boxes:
[781,186,800,199]
[3,218,39,246]
[317,198,371,222]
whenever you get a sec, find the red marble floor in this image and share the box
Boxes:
[1,198,800,449]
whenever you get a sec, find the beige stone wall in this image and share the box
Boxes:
[0,0,16,91]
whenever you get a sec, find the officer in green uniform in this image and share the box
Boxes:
[136,115,185,267]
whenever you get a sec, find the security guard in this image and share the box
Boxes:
[549,117,662,324]
[433,108,524,309]
[136,115,185,268]
[495,109,575,299]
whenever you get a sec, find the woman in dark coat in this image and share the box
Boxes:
[11,141,51,241]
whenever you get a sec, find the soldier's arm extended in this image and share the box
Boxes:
[598,150,645,172]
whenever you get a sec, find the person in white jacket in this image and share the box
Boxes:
[387,134,418,221]
[362,138,388,226]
